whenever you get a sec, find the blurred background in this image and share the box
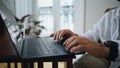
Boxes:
[0,0,120,68]
[6,0,120,36]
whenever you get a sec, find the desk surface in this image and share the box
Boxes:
[0,54,75,62]
[0,53,74,68]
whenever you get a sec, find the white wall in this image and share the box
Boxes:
[7,0,15,14]
[74,0,85,34]
[15,0,33,18]
[85,0,119,32]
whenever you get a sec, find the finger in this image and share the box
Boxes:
[63,37,75,47]
[65,39,78,51]
[58,30,65,40]
[70,44,86,53]
[53,32,57,40]
[50,33,54,37]
[64,36,77,46]
[56,31,61,41]
[52,30,65,40]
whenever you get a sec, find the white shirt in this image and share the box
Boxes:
[82,7,120,61]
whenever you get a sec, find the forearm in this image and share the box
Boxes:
[91,41,119,61]
[86,43,110,58]
[97,43,110,58]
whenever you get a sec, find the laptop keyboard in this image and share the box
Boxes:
[37,37,66,55]
[39,38,58,54]
[22,37,69,58]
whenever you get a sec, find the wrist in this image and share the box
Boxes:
[97,43,110,58]
[104,46,110,58]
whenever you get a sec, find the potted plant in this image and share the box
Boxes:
[14,14,45,40]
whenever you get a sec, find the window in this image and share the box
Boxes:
[37,0,54,36]
[37,0,75,36]
[60,0,74,30]
[15,0,85,36]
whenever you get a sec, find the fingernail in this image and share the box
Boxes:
[65,46,68,51]
[70,49,73,53]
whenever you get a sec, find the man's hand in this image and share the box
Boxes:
[50,29,78,41]
[63,36,110,58]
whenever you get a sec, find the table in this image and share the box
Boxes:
[0,56,75,68]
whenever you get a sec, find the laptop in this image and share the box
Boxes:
[0,13,85,60]
[0,14,19,59]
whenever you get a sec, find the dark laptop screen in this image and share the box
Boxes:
[0,13,19,58]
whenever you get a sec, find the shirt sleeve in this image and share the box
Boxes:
[80,7,120,61]
[81,14,107,42]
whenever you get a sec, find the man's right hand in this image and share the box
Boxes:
[50,29,78,41]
